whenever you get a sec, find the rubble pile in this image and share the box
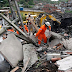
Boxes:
[0,8,72,72]
[50,12,72,35]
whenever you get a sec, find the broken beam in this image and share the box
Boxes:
[0,13,38,46]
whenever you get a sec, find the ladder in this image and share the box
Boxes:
[8,0,27,34]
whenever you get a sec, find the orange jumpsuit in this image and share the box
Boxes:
[16,30,20,35]
[16,25,28,34]
[24,25,29,33]
[36,24,51,45]
[8,29,14,32]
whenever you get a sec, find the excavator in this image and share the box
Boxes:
[34,13,61,33]
[36,14,61,27]
[22,13,61,29]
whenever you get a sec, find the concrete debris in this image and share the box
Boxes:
[45,29,63,39]
[62,38,72,50]
[0,33,23,67]
[0,2,72,71]
[23,44,38,67]
[50,39,62,48]
[53,43,63,50]
[47,53,60,60]
[30,35,37,43]
[56,56,72,71]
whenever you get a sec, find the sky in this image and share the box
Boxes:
[51,0,59,1]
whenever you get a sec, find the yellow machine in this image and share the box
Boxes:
[48,14,61,24]
[39,14,61,26]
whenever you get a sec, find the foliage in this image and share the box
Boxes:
[65,10,72,13]
[0,0,9,7]
[21,13,26,21]
[20,0,25,4]
[0,0,69,9]
[28,0,34,5]
[0,0,34,9]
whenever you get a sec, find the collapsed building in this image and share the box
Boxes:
[0,0,72,72]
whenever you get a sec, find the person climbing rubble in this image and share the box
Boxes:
[35,22,51,46]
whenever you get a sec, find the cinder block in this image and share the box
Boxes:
[0,33,23,67]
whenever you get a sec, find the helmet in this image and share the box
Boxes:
[45,22,51,26]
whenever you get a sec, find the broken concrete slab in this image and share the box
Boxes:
[45,29,63,39]
[47,53,60,60]
[50,39,61,48]
[0,33,23,67]
[23,44,38,67]
[62,38,72,50]
[56,56,72,71]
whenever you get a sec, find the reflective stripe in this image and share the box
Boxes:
[40,28,42,30]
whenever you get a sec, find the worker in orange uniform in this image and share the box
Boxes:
[35,22,51,46]
[16,30,20,35]
[16,24,29,35]
[24,24,29,33]
[7,27,14,32]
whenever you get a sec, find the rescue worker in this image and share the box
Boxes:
[7,27,14,32]
[35,22,51,46]
[24,24,29,33]
[16,24,29,35]
[16,30,19,35]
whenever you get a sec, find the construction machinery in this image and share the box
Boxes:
[37,14,61,27]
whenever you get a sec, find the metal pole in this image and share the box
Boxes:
[8,0,17,20]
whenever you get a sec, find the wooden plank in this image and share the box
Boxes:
[10,66,19,72]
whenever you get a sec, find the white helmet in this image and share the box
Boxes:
[45,22,51,26]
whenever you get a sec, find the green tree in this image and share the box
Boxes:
[20,0,25,4]
[1,0,9,7]
[28,0,34,5]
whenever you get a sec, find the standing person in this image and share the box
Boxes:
[26,14,34,35]
[35,22,51,46]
